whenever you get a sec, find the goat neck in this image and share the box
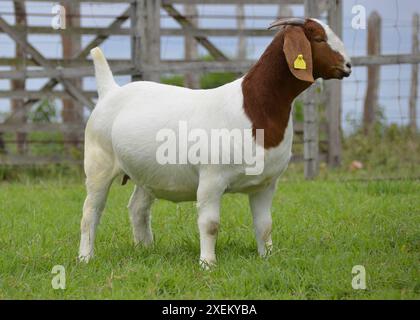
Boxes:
[242,30,312,149]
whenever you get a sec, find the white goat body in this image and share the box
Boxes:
[81,48,292,265]
[87,48,293,202]
[80,18,351,266]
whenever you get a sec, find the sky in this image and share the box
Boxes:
[0,0,419,132]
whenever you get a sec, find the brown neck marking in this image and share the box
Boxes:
[242,30,312,149]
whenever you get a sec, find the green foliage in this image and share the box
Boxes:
[161,54,238,90]
[29,99,57,123]
[200,72,237,89]
[191,54,237,89]
[343,124,420,177]
[0,164,83,183]
[0,179,419,299]
[161,70,237,90]
[345,104,387,134]
[160,75,184,87]
[293,100,304,122]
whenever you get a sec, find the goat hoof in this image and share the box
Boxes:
[259,243,273,258]
[78,254,93,263]
[199,257,216,270]
[134,236,154,247]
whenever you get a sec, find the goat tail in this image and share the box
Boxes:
[91,47,118,100]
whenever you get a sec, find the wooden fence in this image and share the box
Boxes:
[0,0,419,179]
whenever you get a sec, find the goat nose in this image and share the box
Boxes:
[346,62,352,69]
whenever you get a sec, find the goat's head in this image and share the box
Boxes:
[269,17,351,82]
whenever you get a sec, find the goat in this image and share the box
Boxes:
[79,18,351,267]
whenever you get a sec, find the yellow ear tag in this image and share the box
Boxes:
[294,54,307,70]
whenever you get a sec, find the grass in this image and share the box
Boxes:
[0,174,419,300]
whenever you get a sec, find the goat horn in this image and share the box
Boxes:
[268,17,306,30]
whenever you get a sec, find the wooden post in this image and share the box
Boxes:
[409,13,419,132]
[61,0,83,150]
[237,4,247,60]
[12,0,27,154]
[184,4,200,88]
[363,11,381,135]
[303,85,319,179]
[146,0,161,82]
[278,3,292,18]
[132,0,161,82]
[303,0,320,179]
[326,0,343,167]
[305,0,320,18]
[131,1,142,81]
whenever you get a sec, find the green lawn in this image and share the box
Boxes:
[0,178,419,299]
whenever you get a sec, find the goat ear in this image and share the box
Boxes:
[283,26,314,83]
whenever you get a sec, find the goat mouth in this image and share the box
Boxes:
[333,67,351,79]
[342,70,351,77]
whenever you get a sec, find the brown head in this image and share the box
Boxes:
[242,17,351,149]
[268,17,352,81]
